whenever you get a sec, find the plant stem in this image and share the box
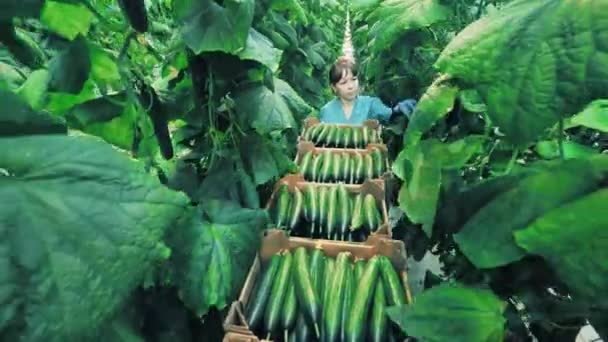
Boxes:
[558,117,565,160]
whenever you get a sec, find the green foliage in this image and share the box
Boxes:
[515,187,608,308]
[436,0,608,145]
[0,135,190,340]
[454,157,607,268]
[386,283,507,342]
[174,0,255,54]
[165,200,268,316]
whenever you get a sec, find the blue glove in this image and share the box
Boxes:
[393,99,417,119]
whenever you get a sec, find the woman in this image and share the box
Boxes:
[319,57,417,125]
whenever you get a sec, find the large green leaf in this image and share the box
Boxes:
[436,0,608,145]
[422,136,486,169]
[89,44,121,85]
[0,0,44,21]
[166,200,267,316]
[369,0,450,51]
[40,0,94,40]
[66,93,126,127]
[239,133,295,185]
[386,283,506,342]
[398,145,441,236]
[515,188,608,308]
[233,83,296,134]
[48,36,91,94]
[274,77,313,121]
[196,158,260,209]
[454,158,607,268]
[0,134,190,340]
[237,29,282,72]
[174,0,254,54]
[0,88,66,136]
[535,140,599,160]
[402,76,459,149]
[16,69,49,110]
[566,99,608,132]
[46,79,98,115]
[77,102,138,151]
[397,137,483,236]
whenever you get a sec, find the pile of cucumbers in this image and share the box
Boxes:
[246,247,407,342]
[298,148,386,184]
[272,183,383,241]
[302,124,380,148]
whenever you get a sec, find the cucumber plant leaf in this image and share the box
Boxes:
[515,188,608,308]
[0,88,67,136]
[369,0,450,52]
[48,36,91,94]
[0,135,190,340]
[0,0,45,21]
[386,283,507,342]
[41,0,94,41]
[455,158,607,268]
[233,83,297,134]
[174,0,254,54]
[565,99,608,132]
[237,29,283,72]
[165,200,267,316]
[436,0,608,145]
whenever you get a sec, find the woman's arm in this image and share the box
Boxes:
[368,97,396,123]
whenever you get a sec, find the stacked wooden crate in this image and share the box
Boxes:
[223,118,411,341]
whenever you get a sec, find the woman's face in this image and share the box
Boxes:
[332,69,359,101]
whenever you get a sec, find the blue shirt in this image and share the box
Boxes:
[319,95,393,125]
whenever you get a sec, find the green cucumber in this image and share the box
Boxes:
[354,152,364,183]
[326,186,338,239]
[341,152,351,183]
[349,157,356,184]
[370,278,387,342]
[341,263,355,341]
[332,153,342,183]
[324,252,351,342]
[324,125,336,147]
[304,185,318,236]
[315,124,329,145]
[350,194,365,231]
[337,184,351,241]
[364,154,374,181]
[342,126,353,148]
[354,258,366,281]
[362,126,371,146]
[303,125,313,141]
[264,250,293,337]
[331,125,341,147]
[309,247,326,303]
[346,256,381,342]
[318,187,329,235]
[352,127,361,149]
[293,247,321,338]
[282,276,298,340]
[288,187,304,230]
[322,257,335,310]
[311,153,323,182]
[320,150,333,182]
[118,0,148,33]
[295,313,311,342]
[275,184,291,228]
[369,127,379,144]
[364,194,380,232]
[379,256,406,306]
[299,151,314,179]
[246,254,281,331]
[371,148,384,178]
[309,124,322,142]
